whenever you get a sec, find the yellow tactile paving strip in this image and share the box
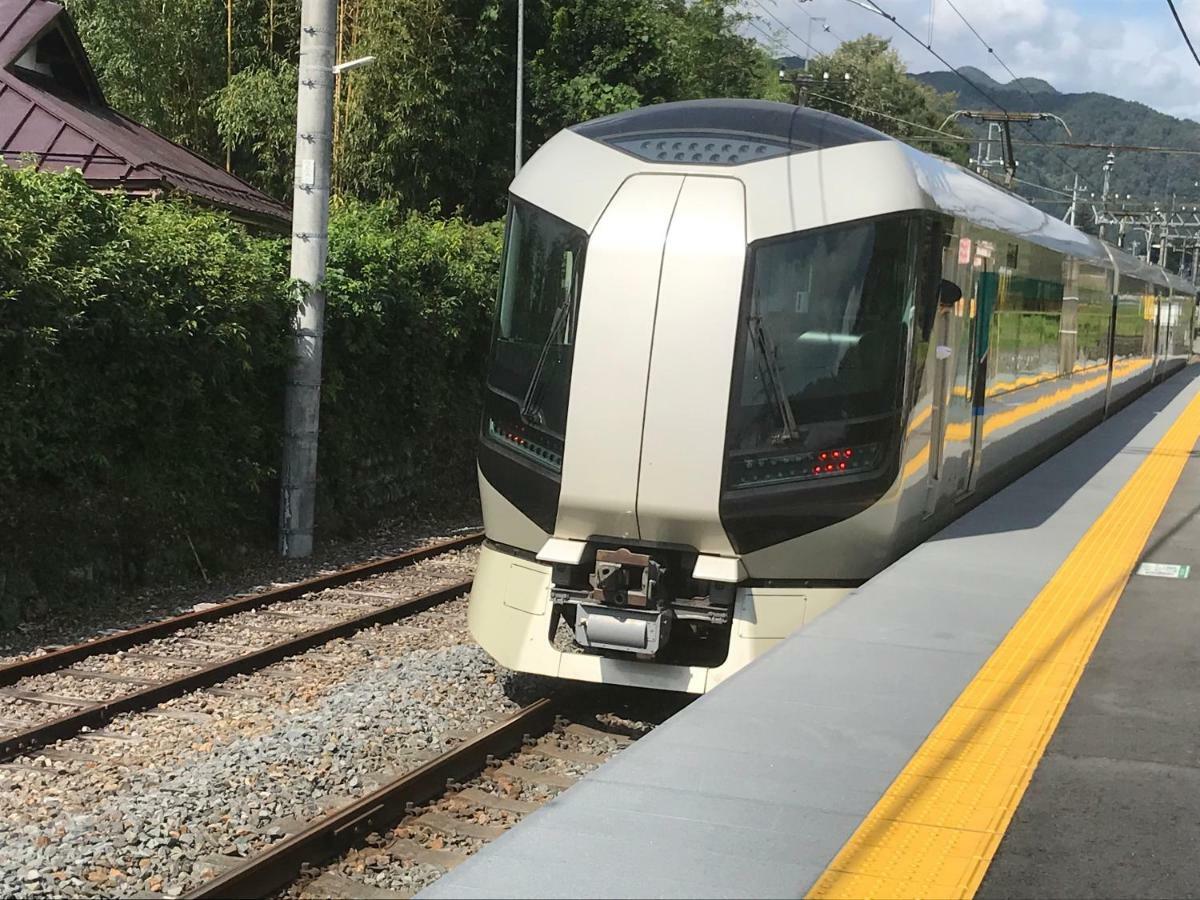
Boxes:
[809,380,1200,900]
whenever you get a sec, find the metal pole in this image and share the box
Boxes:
[1067,174,1079,227]
[279,0,337,559]
[514,0,524,174]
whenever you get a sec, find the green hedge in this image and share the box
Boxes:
[319,199,502,531]
[0,168,501,624]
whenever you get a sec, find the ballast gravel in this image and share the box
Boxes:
[0,556,525,900]
[0,641,515,897]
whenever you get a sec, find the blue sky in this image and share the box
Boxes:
[754,0,1200,121]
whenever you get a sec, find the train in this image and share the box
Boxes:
[468,98,1197,693]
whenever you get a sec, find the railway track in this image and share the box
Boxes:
[181,697,655,900]
[0,533,482,762]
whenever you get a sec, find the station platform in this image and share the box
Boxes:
[425,363,1200,900]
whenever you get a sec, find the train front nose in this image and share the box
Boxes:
[554,173,747,555]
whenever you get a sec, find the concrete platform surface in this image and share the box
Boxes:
[425,366,1200,899]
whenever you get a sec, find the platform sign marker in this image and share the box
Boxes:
[1136,561,1191,579]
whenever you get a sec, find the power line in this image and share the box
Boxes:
[1167,0,1200,69]
[942,0,1048,112]
[843,0,1012,111]
[748,18,794,56]
[809,90,958,141]
[1011,175,1074,198]
[905,135,1200,156]
[793,0,850,46]
[750,0,823,58]
[844,0,1091,190]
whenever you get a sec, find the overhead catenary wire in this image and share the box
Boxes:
[904,134,1200,156]
[844,0,1092,190]
[1167,0,1200,69]
[750,0,824,59]
[808,90,959,141]
[793,0,851,46]
[748,20,1081,209]
[941,0,1047,112]
[748,18,795,56]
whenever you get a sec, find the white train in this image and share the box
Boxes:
[469,99,1196,693]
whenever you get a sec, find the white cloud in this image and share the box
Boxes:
[766,0,1200,121]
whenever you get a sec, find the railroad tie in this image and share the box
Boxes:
[528,742,608,766]
[306,870,412,899]
[386,837,470,871]
[563,722,633,745]
[60,668,163,687]
[413,810,507,841]
[495,762,576,789]
[0,687,94,709]
[454,786,539,815]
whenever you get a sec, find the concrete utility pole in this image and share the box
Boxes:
[279,0,337,559]
[514,0,524,174]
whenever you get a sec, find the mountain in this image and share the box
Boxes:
[919,65,1059,100]
[911,68,1200,205]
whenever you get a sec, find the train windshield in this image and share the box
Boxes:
[726,215,915,490]
[482,198,587,473]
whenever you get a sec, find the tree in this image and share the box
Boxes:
[64,0,779,218]
[529,0,781,134]
[61,0,232,160]
[802,35,969,165]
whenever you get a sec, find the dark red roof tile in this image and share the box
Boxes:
[0,0,289,229]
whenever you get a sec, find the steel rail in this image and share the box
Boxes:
[185,699,557,900]
[0,532,483,688]
[0,576,475,761]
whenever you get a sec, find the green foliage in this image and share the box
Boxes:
[64,0,779,218]
[529,0,778,133]
[0,165,292,598]
[331,0,514,220]
[318,200,503,529]
[209,61,299,199]
[0,168,501,618]
[60,0,231,160]
[801,36,969,165]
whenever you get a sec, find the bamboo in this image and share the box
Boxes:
[226,0,233,172]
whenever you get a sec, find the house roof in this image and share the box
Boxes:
[0,0,290,229]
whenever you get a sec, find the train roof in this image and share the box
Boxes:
[547,100,1198,296]
[570,98,889,166]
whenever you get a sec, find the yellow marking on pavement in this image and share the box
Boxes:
[810,374,1200,900]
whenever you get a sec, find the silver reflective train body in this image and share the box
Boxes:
[470,100,1197,693]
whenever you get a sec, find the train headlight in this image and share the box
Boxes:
[729,443,880,489]
[486,417,564,473]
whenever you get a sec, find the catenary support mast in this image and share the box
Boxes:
[279,0,337,558]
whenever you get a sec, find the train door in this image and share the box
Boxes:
[1152,290,1165,380]
[926,233,980,510]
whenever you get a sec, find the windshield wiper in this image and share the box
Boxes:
[520,295,573,427]
[748,314,801,443]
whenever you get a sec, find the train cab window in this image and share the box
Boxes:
[725,215,916,490]
[481,199,587,474]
